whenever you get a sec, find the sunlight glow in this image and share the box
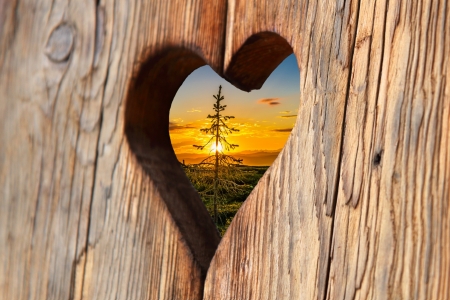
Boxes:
[211,142,223,153]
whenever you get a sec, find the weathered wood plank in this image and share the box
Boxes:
[205,0,357,298]
[0,0,225,299]
[204,0,450,299]
[78,0,228,295]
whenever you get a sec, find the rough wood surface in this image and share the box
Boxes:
[1,0,449,299]
[0,0,225,299]
[204,0,450,299]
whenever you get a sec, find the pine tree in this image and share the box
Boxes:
[190,85,247,224]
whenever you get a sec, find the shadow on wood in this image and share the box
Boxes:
[124,48,221,279]
[224,32,294,92]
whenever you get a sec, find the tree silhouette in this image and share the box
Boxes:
[190,85,247,224]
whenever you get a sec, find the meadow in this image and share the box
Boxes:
[184,165,269,235]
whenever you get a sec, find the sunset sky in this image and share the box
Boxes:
[169,54,300,166]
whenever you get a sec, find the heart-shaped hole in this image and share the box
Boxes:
[124,32,296,277]
[169,54,299,235]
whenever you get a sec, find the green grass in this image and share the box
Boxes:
[185,165,269,236]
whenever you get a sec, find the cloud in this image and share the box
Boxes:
[272,128,293,132]
[278,114,297,118]
[257,98,281,106]
[279,111,291,114]
[169,122,197,131]
[171,141,196,149]
[258,98,278,103]
[187,109,201,113]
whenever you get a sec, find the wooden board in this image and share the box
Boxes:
[0,0,225,299]
[1,0,449,299]
[204,0,450,299]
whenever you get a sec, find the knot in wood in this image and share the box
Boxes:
[45,24,74,63]
[373,150,383,166]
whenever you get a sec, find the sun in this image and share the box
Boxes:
[211,142,223,153]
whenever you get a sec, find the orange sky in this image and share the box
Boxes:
[169,54,299,166]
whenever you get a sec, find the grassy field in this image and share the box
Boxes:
[184,165,269,236]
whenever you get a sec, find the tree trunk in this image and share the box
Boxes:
[0,0,448,299]
[214,88,221,224]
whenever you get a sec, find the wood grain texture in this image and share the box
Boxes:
[1,0,449,299]
[204,0,450,299]
[0,0,225,299]
[330,0,450,298]
[205,0,357,298]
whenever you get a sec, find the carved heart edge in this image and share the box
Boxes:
[124,32,294,281]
